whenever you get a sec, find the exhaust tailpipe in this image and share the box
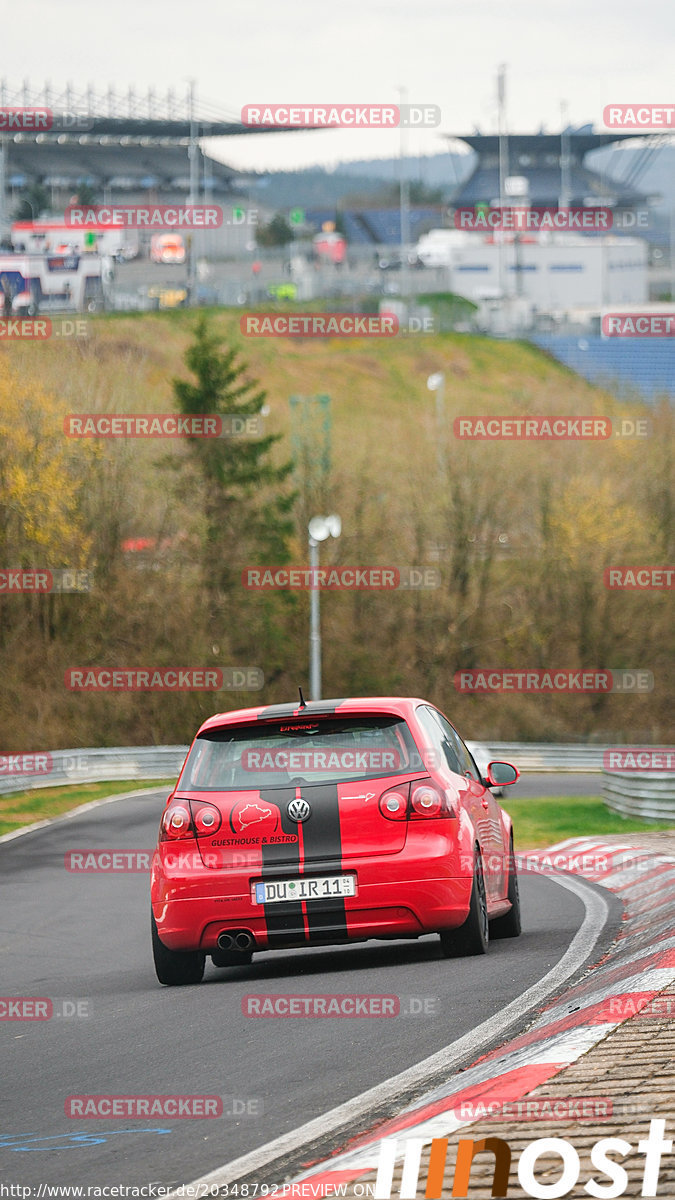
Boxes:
[217,930,254,953]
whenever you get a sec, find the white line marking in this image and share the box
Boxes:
[165,872,609,1195]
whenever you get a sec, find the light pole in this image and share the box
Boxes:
[308,514,341,701]
[427,372,446,475]
[187,79,198,304]
[0,135,7,239]
[497,64,509,304]
[398,84,411,305]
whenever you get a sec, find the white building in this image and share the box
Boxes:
[446,235,647,309]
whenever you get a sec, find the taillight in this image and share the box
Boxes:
[379,786,409,821]
[161,799,221,840]
[192,802,221,836]
[162,803,192,841]
[379,779,454,821]
[410,782,444,818]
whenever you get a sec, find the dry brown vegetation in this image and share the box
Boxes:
[0,309,672,749]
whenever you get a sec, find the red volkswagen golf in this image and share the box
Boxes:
[151,696,520,985]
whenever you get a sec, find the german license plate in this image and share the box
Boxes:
[253,874,356,905]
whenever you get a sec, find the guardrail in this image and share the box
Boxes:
[1,742,672,796]
[481,743,641,772]
[603,771,675,821]
[0,746,188,797]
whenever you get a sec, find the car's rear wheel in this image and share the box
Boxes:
[490,835,522,939]
[151,913,205,986]
[439,847,489,957]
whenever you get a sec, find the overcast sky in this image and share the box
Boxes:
[3,0,674,171]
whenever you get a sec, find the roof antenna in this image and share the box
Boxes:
[298,686,307,708]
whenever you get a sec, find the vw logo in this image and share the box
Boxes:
[287,798,311,823]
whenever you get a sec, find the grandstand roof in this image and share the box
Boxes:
[6,140,239,193]
[446,131,651,207]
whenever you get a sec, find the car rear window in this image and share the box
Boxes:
[179,715,422,790]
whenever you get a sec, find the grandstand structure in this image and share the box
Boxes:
[301,128,670,251]
[445,130,655,212]
[0,80,305,230]
[304,207,443,246]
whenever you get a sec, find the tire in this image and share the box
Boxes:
[151,912,205,986]
[439,846,489,957]
[490,836,522,939]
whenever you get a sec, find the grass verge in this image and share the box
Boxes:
[507,793,671,849]
[0,780,175,839]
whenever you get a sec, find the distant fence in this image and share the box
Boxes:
[603,771,675,821]
[1,742,673,797]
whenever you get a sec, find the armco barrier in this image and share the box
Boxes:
[483,743,673,772]
[603,770,675,820]
[0,746,188,796]
[0,742,672,797]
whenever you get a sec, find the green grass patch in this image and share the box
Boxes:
[0,780,175,838]
[506,793,671,849]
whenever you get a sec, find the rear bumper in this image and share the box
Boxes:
[152,851,474,952]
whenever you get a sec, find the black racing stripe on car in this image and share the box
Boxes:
[259,788,305,945]
[301,782,349,942]
[255,700,347,722]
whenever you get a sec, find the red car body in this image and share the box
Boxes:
[150,697,520,982]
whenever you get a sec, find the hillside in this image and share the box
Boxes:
[0,311,671,749]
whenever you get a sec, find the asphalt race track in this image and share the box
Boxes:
[0,782,616,1190]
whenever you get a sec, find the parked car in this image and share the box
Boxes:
[151,695,521,985]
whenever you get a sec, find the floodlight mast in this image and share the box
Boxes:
[308,514,341,700]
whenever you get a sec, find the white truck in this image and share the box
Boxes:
[0,251,105,314]
[415,228,471,268]
[11,220,139,263]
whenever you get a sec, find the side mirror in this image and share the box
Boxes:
[485,761,519,787]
